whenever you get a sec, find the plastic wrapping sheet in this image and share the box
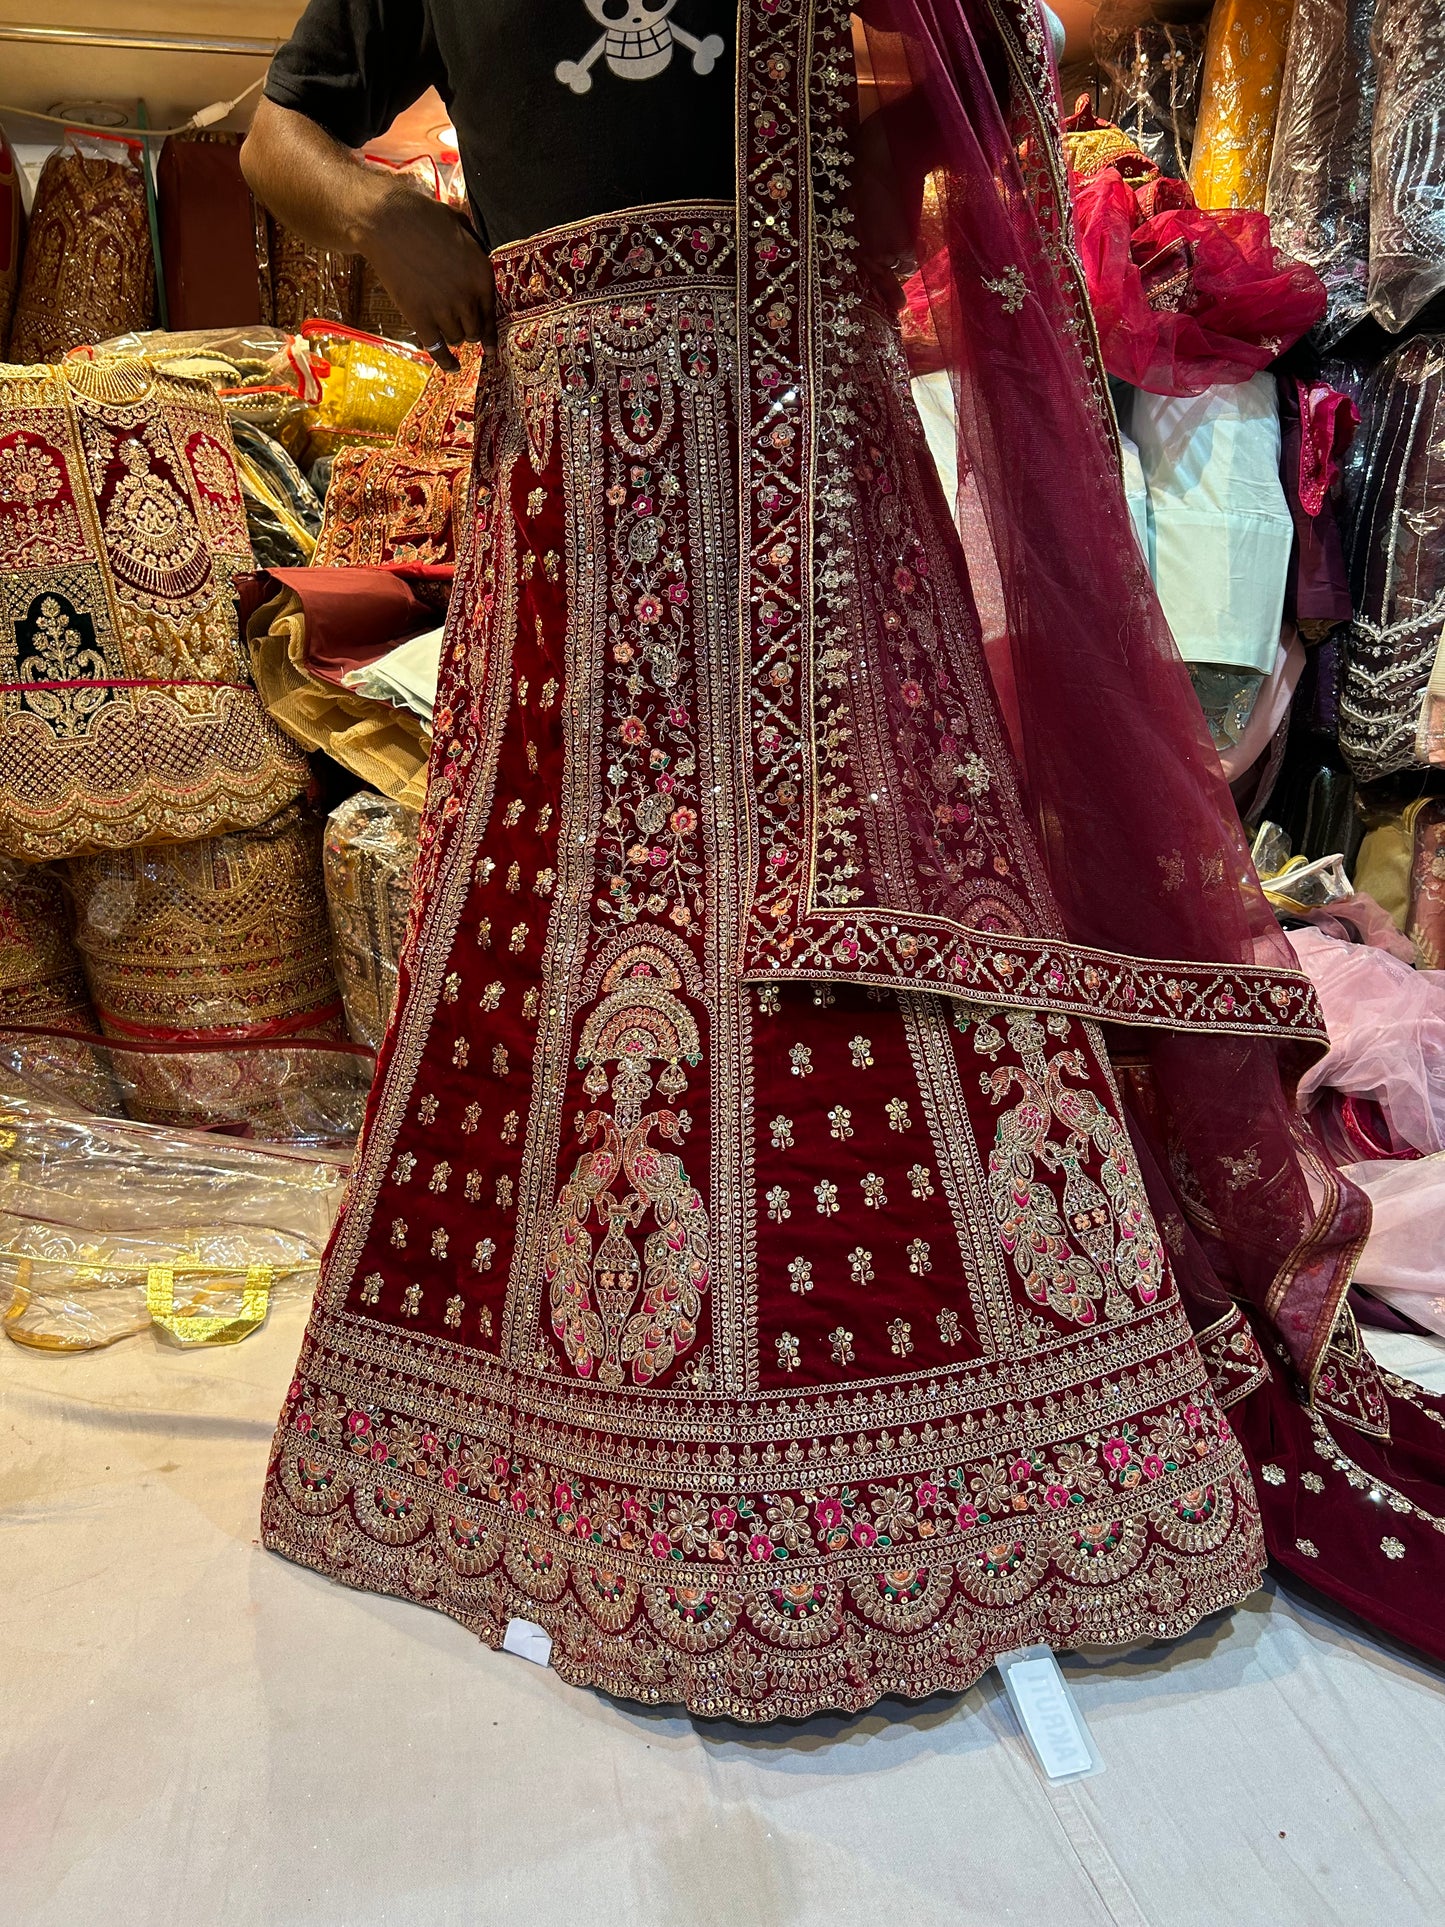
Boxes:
[230,421,324,567]
[1092,6,1208,180]
[1265,0,1376,349]
[7,134,155,363]
[1368,0,1445,333]
[1340,335,1445,782]
[1187,0,1295,212]
[61,805,354,1135]
[0,1097,348,1350]
[298,325,434,463]
[323,791,420,1051]
[0,1025,370,1147]
[1290,925,1445,1156]
[0,859,118,1115]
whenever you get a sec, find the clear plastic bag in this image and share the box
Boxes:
[1092,4,1208,180]
[0,1096,347,1350]
[1369,0,1445,333]
[1265,0,1376,349]
[323,792,420,1051]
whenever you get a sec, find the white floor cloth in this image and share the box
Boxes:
[4,1301,1445,1927]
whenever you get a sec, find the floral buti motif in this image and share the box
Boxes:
[13,591,114,737]
[545,941,711,1387]
[976,1011,1164,1327]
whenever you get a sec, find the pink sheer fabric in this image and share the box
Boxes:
[1070,162,1327,396]
[854,0,1365,1385]
[1290,927,1445,1157]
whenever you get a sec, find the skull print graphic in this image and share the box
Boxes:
[555,0,726,93]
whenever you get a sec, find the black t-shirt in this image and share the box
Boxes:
[264,0,737,249]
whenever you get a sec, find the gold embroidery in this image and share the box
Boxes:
[888,1319,914,1358]
[474,1239,496,1272]
[828,1326,856,1365]
[765,1185,791,1222]
[827,1106,853,1140]
[885,1098,911,1132]
[770,1116,794,1148]
[776,1332,800,1371]
[402,1283,422,1316]
[848,1248,874,1286]
[861,1173,886,1208]
[787,1257,813,1293]
[908,1239,932,1276]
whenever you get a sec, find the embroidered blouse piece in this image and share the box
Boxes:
[323,790,421,1049]
[0,358,308,860]
[7,139,156,364]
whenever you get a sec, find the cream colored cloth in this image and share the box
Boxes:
[247,586,432,812]
[3,1299,1445,1925]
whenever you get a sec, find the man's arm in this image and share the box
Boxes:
[241,96,494,370]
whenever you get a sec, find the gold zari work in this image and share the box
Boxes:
[263,192,1264,1719]
[0,359,308,859]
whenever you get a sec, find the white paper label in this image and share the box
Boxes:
[502,1617,553,1667]
[996,1646,1100,1781]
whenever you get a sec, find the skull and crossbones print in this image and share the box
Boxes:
[555,0,725,94]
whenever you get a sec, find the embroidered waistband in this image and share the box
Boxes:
[490,201,737,318]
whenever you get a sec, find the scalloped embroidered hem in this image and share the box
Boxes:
[260,1464,1265,1723]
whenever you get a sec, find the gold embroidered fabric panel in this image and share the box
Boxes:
[0,359,308,859]
[263,205,1264,1721]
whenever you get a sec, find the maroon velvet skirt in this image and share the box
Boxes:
[261,204,1266,1719]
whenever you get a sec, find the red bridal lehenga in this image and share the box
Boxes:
[263,0,1445,1715]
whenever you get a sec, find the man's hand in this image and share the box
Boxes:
[363,193,495,370]
[242,96,495,370]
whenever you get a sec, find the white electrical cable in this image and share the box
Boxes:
[0,72,268,140]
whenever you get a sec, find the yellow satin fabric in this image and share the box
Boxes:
[1189,0,1296,211]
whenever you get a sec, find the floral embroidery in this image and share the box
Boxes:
[537,803,554,832]
[452,1039,470,1068]
[492,1045,510,1077]
[443,971,461,1002]
[501,1110,520,1144]
[534,868,556,897]
[848,1247,874,1286]
[827,1105,853,1140]
[431,1228,449,1258]
[849,1035,873,1067]
[509,923,529,954]
[445,1295,464,1327]
[359,1271,382,1306]
[887,1318,913,1359]
[428,1161,452,1194]
[502,799,525,828]
[392,1152,416,1183]
[814,1180,839,1216]
[481,982,504,1010]
[765,1185,791,1222]
[770,1115,794,1148]
[981,264,1028,313]
[1382,1537,1406,1560]
[416,1095,439,1125]
[789,1044,813,1076]
[861,1173,886,1208]
[907,1164,935,1199]
[776,1332,801,1372]
[1301,1472,1324,1493]
[523,987,540,1020]
[497,1176,515,1208]
[937,1308,963,1346]
[1296,1538,1319,1558]
[402,1283,422,1316]
[506,861,522,892]
[908,1238,931,1276]
[390,1219,408,1249]
[465,1170,484,1202]
[473,1239,496,1272]
[462,1103,483,1133]
[757,985,781,1014]
[787,1257,813,1294]
[1260,1464,1286,1486]
[828,1327,856,1366]
[885,1098,911,1132]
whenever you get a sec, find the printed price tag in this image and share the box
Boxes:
[502,1617,554,1668]
[996,1645,1102,1782]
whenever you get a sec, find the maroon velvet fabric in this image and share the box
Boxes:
[242,564,455,688]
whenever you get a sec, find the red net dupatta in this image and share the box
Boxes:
[733,0,1365,1387]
